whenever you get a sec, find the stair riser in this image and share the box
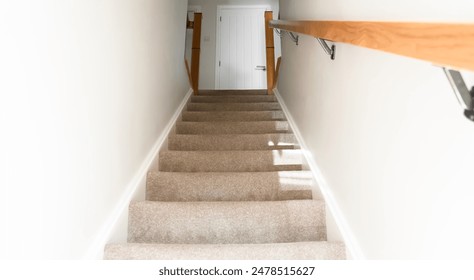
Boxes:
[159,150,304,172]
[168,134,297,151]
[187,103,281,111]
[128,201,326,244]
[191,96,277,103]
[146,171,314,201]
[176,121,290,135]
[181,111,285,122]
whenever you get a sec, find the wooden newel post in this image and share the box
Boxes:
[191,13,202,95]
[264,11,275,95]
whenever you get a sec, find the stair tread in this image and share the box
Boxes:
[159,150,306,172]
[128,200,326,244]
[181,111,286,122]
[104,241,345,260]
[168,133,297,151]
[176,121,290,134]
[146,171,320,201]
[187,102,281,111]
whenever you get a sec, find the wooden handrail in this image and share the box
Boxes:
[269,20,474,72]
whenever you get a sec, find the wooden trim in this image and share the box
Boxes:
[266,50,275,93]
[265,12,275,48]
[191,13,202,94]
[269,20,474,72]
[264,11,275,95]
[273,56,281,89]
[191,49,201,94]
[191,13,202,49]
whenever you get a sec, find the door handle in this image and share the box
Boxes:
[255,65,266,71]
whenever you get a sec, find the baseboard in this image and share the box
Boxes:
[83,88,193,259]
[274,88,365,260]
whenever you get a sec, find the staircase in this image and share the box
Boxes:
[104,90,345,260]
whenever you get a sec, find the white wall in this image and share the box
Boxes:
[188,0,280,89]
[0,0,189,259]
[278,0,474,259]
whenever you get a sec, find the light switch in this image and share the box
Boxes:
[204,35,211,42]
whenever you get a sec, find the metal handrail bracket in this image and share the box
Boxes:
[275,29,335,59]
[274,29,298,45]
[443,67,474,121]
[288,32,299,45]
[274,28,282,37]
[317,38,336,60]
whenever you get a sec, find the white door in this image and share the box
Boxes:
[216,7,267,89]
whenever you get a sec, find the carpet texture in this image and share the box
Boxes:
[168,134,297,151]
[104,89,345,260]
[187,102,281,111]
[146,171,317,201]
[176,121,290,134]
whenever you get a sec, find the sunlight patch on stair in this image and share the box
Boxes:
[268,140,293,147]
[277,171,314,189]
[271,150,304,165]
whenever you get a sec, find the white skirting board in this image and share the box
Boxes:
[83,88,193,259]
[273,88,364,260]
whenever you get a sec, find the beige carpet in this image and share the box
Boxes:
[104,89,345,260]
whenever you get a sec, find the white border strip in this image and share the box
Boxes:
[83,88,193,259]
[274,88,365,260]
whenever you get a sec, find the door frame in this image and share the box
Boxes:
[215,5,271,89]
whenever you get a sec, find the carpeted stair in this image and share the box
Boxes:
[104,90,345,260]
